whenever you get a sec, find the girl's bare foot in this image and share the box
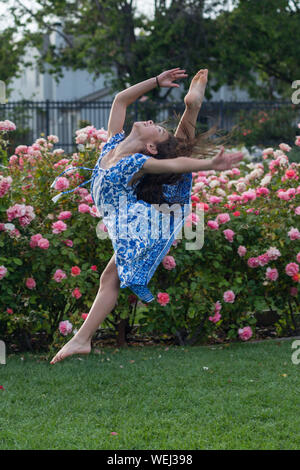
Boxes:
[184,69,208,109]
[50,336,91,364]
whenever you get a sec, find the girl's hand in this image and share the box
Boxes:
[157,68,188,88]
[211,146,245,171]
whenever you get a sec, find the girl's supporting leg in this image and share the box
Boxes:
[174,69,208,141]
[50,254,120,364]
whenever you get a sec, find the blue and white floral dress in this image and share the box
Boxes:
[51,131,193,303]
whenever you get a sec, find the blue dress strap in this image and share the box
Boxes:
[50,165,94,203]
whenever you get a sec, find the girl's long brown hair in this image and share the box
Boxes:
[134,113,234,205]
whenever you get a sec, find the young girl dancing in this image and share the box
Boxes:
[50,68,244,364]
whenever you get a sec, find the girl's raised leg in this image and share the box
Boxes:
[174,69,208,140]
[50,254,120,364]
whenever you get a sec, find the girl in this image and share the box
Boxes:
[50,68,244,364]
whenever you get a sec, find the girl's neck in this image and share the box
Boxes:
[113,133,143,157]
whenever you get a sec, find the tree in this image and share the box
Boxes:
[0,27,31,97]
[2,0,230,100]
[1,0,299,101]
[213,0,300,99]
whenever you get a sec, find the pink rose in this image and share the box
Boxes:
[62,239,73,247]
[52,220,67,234]
[59,320,73,336]
[285,169,297,180]
[241,189,256,203]
[8,228,21,239]
[238,326,253,341]
[285,263,299,277]
[238,246,247,257]
[209,195,222,204]
[157,292,170,306]
[81,313,88,320]
[216,213,230,224]
[223,290,235,303]
[262,147,274,156]
[290,287,298,297]
[258,253,270,266]
[0,176,12,197]
[90,265,97,271]
[0,265,8,280]
[162,255,176,270]
[37,238,50,249]
[256,187,269,197]
[266,267,278,281]
[266,247,281,261]
[247,257,260,268]
[26,277,36,289]
[58,211,72,220]
[30,233,43,248]
[72,288,82,299]
[15,145,28,155]
[7,203,26,221]
[288,227,300,240]
[279,143,292,152]
[209,312,221,323]
[223,229,235,243]
[54,177,69,191]
[53,269,67,282]
[185,212,199,227]
[277,190,291,201]
[84,194,94,204]
[71,266,81,276]
[0,119,16,131]
[78,203,90,213]
[48,134,59,143]
[207,220,219,230]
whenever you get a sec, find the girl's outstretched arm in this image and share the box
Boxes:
[143,147,244,174]
[107,68,187,140]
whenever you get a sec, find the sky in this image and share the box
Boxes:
[0,0,156,27]
[0,0,235,30]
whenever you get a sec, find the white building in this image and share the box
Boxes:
[8,32,115,102]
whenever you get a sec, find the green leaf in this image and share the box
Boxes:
[13,258,23,265]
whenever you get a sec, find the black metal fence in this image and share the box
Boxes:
[0,99,296,154]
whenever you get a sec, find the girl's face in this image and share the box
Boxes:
[133,120,169,145]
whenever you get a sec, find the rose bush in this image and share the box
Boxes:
[138,132,300,344]
[0,119,300,350]
[231,104,300,152]
[0,123,116,350]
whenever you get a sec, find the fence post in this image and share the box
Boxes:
[220,99,224,129]
[45,99,50,137]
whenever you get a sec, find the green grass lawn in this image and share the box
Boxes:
[0,338,300,450]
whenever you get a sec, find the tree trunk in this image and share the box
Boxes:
[117,318,128,347]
